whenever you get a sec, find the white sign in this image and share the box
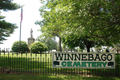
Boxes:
[52,52,115,69]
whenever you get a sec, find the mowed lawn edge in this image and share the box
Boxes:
[0,74,120,80]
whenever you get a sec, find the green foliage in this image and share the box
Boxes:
[0,0,20,44]
[1,49,5,52]
[36,0,64,52]
[63,0,120,45]
[62,32,105,52]
[0,20,17,42]
[36,35,57,51]
[37,0,120,51]
[0,0,20,11]
[30,42,48,53]
[11,41,29,53]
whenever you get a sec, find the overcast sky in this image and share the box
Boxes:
[0,0,43,50]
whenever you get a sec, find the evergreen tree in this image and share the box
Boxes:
[0,0,20,44]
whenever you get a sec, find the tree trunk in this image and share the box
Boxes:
[86,46,90,52]
[59,37,62,52]
[85,41,92,52]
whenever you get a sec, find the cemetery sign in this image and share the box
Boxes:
[52,52,115,69]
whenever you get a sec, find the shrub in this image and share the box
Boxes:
[11,41,29,53]
[1,49,5,53]
[30,42,48,53]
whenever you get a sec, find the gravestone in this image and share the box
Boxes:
[28,29,35,47]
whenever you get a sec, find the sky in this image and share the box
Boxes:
[0,0,43,50]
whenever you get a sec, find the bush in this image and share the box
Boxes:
[11,41,29,53]
[1,49,5,53]
[30,42,48,53]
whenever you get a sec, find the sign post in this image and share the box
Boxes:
[52,52,115,69]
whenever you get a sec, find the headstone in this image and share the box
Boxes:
[28,29,35,48]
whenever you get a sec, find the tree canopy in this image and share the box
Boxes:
[0,0,20,44]
[30,42,48,53]
[11,41,29,53]
[36,0,120,51]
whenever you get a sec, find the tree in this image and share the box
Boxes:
[62,31,105,52]
[36,35,57,52]
[37,0,119,51]
[35,0,66,52]
[51,0,120,45]
[79,0,120,43]
[11,41,29,53]
[30,42,48,53]
[0,0,20,44]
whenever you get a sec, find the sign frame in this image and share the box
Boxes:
[52,52,115,69]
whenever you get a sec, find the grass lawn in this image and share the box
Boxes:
[0,53,120,78]
[0,74,120,80]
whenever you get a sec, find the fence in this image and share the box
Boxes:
[0,50,120,77]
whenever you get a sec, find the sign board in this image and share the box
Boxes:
[52,52,115,69]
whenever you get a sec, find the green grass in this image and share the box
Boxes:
[0,53,52,62]
[0,53,120,77]
[0,74,120,80]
